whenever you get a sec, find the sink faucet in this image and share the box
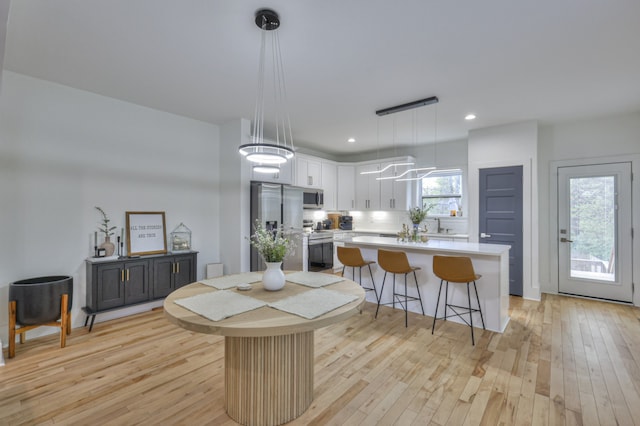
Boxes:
[436,218,442,233]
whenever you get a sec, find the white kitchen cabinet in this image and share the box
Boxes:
[336,165,355,210]
[251,158,293,184]
[379,160,415,210]
[321,161,337,211]
[355,163,381,210]
[295,156,322,188]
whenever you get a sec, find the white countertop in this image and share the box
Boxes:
[346,236,509,256]
[352,229,469,239]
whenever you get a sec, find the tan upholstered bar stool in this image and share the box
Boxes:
[337,246,378,300]
[375,249,425,327]
[431,255,485,345]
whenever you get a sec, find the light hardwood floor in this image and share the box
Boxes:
[2,294,640,425]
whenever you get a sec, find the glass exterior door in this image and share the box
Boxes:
[558,163,632,302]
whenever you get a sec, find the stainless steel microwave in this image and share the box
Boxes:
[302,189,323,209]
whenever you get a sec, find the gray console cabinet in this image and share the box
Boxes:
[86,252,197,314]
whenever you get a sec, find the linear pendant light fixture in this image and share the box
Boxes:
[239,8,295,174]
[361,95,440,176]
[375,96,439,116]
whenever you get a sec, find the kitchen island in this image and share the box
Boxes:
[345,236,511,332]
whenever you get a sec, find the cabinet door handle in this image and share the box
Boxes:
[121,269,125,282]
[172,263,175,274]
[126,269,130,281]
[176,262,180,274]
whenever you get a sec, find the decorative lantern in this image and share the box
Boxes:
[170,223,191,253]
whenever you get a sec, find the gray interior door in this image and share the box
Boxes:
[479,166,523,296]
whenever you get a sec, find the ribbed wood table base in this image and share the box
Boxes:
[225,331,314,426]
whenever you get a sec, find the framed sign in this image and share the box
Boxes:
[126,211,167,256]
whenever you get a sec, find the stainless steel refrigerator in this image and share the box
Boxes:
[250,182,304,272]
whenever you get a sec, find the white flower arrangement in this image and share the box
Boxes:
[247,220,295,263]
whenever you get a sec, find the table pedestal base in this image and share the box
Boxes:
[225,331,314,426]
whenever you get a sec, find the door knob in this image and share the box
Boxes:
[560,237,574,243]
[480,233,491,238]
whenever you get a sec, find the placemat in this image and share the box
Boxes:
[269,288,358,319]
[174,291,267,321]
[199,272,263,290]
[285,271,344,288]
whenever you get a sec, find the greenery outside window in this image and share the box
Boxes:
[421,169,463,216]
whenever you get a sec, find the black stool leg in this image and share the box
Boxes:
[375,272,388,319]
[341,265,346,277]
[404,273,408,327]
[444,281,449,321]
[467,282,475,345]
[392,274,396,310]
[368,263,378,301]
[432,279,444,335]
[413,270,425,315]
[473,281,485,329]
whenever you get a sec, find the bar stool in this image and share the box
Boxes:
[375,249,425,327]
[337,246,378,300]
[431,255,485,345]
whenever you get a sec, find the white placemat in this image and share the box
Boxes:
[174,291,267,321]
[199,272,263,290]
[269,288,358,319]
[285,271,344,288]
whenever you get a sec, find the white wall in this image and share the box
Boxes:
[538,111,640,306]
[468,121,539,301]
[0,72,221,343]
[219,118,252,274]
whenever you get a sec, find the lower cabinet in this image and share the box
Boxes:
[153,254,196,298]
[86,252,197,313]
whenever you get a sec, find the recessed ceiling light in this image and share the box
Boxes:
[347,137,356,143]
[465,114,476,120]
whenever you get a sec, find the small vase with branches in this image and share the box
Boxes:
[96,206,116,256]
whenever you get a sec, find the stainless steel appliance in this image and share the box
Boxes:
[339,215,353,230]
[302,189,324,209]
[307,231,334,272]
[250,182,304,272]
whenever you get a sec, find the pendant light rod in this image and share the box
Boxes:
[239,8,295,172]
[375,96,439,116]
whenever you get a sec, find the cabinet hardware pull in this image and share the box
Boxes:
[126,269,130,281]
[121,269,125,282]
[176,263,180,274]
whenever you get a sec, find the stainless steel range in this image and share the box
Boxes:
[307,231,333,272]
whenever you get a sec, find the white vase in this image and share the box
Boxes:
[263,261,285,291]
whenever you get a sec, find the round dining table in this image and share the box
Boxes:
[164,272,366,426]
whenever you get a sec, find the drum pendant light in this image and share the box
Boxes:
[238,9,295,173]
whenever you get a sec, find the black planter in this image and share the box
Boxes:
[9,276,73,326]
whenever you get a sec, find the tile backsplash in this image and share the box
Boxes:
[330,210,468,234]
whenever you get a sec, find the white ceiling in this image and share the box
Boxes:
[4,0,640,156]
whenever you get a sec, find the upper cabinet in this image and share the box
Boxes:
[355,163,381,210]
[295,156,322,188]
[379,159,416,210]
[295,154,338,210]
[355,156,416,211]
[321,161,337,211]
[251,158,293,184]
[336,165,355,211]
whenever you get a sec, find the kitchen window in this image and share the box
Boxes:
[421,169,463,216]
